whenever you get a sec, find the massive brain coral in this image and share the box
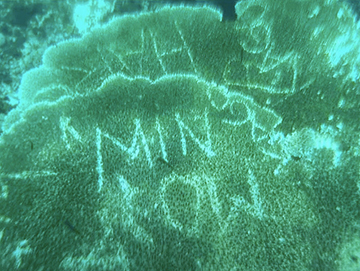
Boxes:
[1,0,360,270]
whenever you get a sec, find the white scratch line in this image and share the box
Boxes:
[174,21,197,73]
[96,127,104,192]
[151,31,167,74]
[247,169,264,219]
[175,112,215,158]
[156,118,168,162]
[230,170,264,220]
[0,216,10,223]
[60,116,82,149]
[175,113,187,156]
[102,119,153,167]
[1,184,8,199]
[1,171,57,179]
[12,240,31,268]
[135,119,153,168]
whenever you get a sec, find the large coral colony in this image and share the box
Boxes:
[0,0,360,270]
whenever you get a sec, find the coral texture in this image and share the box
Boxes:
[1,0,360,270]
